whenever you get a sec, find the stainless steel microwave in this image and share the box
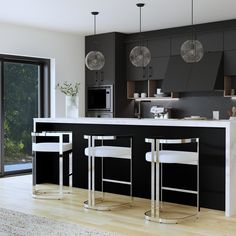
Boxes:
[87,85,113,112]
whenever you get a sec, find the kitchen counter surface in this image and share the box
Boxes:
[34,117,232,128]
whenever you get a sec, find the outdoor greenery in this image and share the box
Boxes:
[4,62,38,164]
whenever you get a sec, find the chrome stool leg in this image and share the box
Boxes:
[145,137,200,223]
[84,135,133,211]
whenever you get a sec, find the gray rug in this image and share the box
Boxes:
[0,208,117,236]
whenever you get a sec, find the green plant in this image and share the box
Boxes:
[56,81,80,96]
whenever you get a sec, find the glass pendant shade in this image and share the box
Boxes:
[181,39,204,63]
[130,3,151,68]
[130,45,151,67]
[85,51,105,70]
[85,12,105,71]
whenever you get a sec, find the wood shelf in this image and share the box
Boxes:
[224,76,236,97]
[127,80,179,100]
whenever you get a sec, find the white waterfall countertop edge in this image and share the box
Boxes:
[34,117,233,128]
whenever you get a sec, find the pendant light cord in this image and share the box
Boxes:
[192,0,193,26]
[191,0,196,40]
[94,14,96,35]
[139,5,142,33]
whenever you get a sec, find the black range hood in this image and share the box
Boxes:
[162,51,223,93]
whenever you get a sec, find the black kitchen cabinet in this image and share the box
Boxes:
[171,33,192,55]
[85,33,115,86]
[197,31,223,52]
[224,50,236,75]
[85,32,131,117]
[126,41,169,81]
[148,38,170,57]
[224,29,236,51]
[126,41,148,81]
[171,31,223,55]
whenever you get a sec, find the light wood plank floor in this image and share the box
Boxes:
[0,174,235,236]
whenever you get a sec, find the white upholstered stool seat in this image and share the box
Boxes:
[85,146,131,159]
[31,131,73,200]
[84,134,133,211]
[145,150,198,165]
[33,143,72,153]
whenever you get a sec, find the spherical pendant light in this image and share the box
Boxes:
[180,0,204,63]
[130,3,151,67]
[181,39,204,63]
[130,45,151,67]
[85,51,105,71]
[85,12,105,71]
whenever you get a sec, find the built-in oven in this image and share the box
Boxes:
[87,85,113,117]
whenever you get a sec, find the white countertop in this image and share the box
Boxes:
[34,117,233,128]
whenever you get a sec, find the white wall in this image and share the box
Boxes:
[0,22,85,117]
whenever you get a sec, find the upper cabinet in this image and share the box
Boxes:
[126,41,148,81]
[171,31,223,55]
[85,33,115,86]
[126,38,170,81]
[148,38,170,57]
[171,33,192,55]
[196,31,223,52]
[224,29,236,50]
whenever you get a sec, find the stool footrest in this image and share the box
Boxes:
[162,186,198,195]
[102,178,131,185]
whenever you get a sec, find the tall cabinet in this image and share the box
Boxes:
[85,32,132,117]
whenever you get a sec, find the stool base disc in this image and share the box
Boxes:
[84,198,132,211]
[144,209,199,224]
[32,188,72,200]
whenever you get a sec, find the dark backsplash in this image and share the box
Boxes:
[140,91,236,119]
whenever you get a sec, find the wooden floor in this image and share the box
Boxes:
[0,175,236,236]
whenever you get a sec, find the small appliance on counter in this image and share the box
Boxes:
[150,106,171,119]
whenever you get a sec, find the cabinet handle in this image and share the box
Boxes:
[100,71,104,82]
[95,71,98,82]
[149,66,152,78]
[142,67,146,78]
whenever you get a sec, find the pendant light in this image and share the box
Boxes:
[85,12,105,71]
[130,3,151,67]
[180,0,204,63]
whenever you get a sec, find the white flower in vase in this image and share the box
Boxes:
[56,81,80,118]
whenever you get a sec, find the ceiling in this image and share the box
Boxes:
[0,0,236,35]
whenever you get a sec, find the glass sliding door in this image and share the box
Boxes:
[3,62,40,173]
[0,55,50,175]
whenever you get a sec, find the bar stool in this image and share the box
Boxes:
[31,131,73,199]
[145,137,199,223]
[84,135,132,210]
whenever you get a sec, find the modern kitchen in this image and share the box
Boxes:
[1,0,236,235]
[34,0,236,230]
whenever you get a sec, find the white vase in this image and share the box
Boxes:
[65,95,79,118]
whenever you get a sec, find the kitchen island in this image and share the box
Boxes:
[34,118,236,217]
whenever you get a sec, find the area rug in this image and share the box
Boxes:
[0,207,117,236]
